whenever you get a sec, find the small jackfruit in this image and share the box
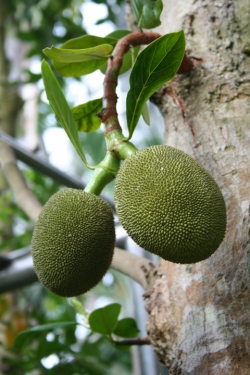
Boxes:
[114,145,226,264]
[32,189,115,297]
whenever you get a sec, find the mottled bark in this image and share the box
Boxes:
[143,0,250,374]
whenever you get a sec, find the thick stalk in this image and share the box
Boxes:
[84,152,120,195]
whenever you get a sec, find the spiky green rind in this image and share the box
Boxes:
[32,189,115,297]
[114,145,226,264]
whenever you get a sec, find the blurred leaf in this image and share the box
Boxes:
[43,44,113,62]
[23,70,42,84]
[142,102,150,125]
[81,336,101,357]
[14,322,77,349]
[71,299,88,317]
[41,60,93,168]
[126,31,185,139]
[22,168,61,206]
[52,35,117,76]
[89,303,121,335]
[114,343,131,351]
[113,318,140,338]
[72,98,102,132]
[100,30,140,75]
[59,35,117,49]
[131,0,163,29]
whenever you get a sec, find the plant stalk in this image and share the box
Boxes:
[114,336,151,346]
[84,151,120,195]
[102,31,161,133]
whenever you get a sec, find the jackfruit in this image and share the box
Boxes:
[32,189,115,297]
[114,145,226,264]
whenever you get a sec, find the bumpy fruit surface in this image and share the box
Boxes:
[114,145,226,264]
[32,189,115,297]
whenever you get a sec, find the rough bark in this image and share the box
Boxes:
[143,0,250,374]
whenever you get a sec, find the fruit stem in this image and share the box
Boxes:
[84,152,120,195]
[114,139,138,160]
[105,128,138,159]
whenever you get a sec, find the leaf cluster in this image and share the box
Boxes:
[5,289,131,375]
[14,302,140,353]
[5,0,125,84]
[42,29,185,166]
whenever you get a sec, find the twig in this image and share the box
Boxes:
[100,31,194,132]
[111,247,155,289]
[101,31,161,132]
[114,336,151,346]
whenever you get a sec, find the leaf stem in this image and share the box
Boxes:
[114,336,151,346]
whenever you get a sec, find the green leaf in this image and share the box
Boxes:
[71,299,88,317]
[100,30,140,76]
[71,98,102,133]
[14,322,77,350]
[41,60,93,169]
[43,44,113,62]
[142,102,150,125]
[131,0,163,29]
[49,35,117,77]
[126,31,185,139]
[113,318,140,338]
[113,343,131,351]
[89,303,121,335]
[62,35,117,49]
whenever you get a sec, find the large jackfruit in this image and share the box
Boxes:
[32,189,115,297]
[114,145,226,264]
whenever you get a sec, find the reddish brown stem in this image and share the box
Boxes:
[114,336,151,346]
[101,31,194,131]
[102,31,161,131]
[177,53,195,73]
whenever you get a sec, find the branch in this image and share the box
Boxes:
[111,247,155,289]
[114,336,151,346]
[0,141,43,222]
[100,31,194,131]
[0,1,43,223]
[101,31,161,131]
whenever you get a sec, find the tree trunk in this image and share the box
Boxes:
[144,0,250,373]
